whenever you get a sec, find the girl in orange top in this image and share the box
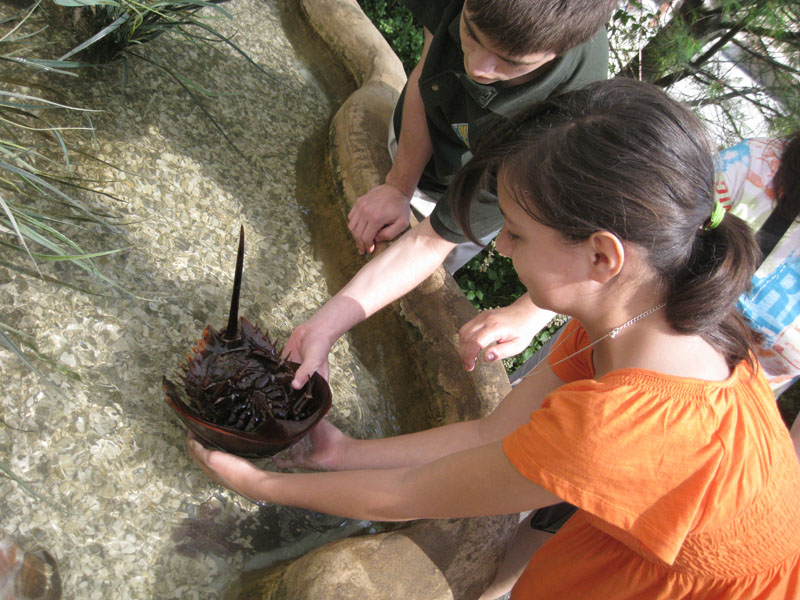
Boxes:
[187,79,800,598]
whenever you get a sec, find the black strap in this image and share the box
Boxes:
[530,502,578,533]
[756,208,796,263]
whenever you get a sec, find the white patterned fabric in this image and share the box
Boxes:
[715,138,800,395]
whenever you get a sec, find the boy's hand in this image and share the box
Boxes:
[348,183,411,254]
[283,321,332,389]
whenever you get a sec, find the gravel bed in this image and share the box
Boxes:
[0,2,398,597]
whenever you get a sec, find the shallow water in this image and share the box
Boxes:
[0,2,424,597]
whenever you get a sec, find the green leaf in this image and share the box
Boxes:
[0,460,65,513]
[58,14,130,61]
[52,0,118,6]
[0,327,65,399]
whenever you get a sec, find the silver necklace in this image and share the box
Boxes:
[529,302,667,376]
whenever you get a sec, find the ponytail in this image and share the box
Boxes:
[667,215,760,367]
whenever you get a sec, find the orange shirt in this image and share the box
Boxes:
[503,320,800,599]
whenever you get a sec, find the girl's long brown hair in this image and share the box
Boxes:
[451,79,760,369]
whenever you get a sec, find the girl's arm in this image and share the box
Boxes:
[458,294,556,371]
[329,366,563,470]
[189,438,562,521]
[190,365,564,496]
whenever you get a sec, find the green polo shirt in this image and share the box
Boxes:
[396,0,609,243]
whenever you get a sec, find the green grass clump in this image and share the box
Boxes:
[1,6,131,289]
[57,0,231,64]
[357,0,422,74]
[52,0,280,156]
[1,2,134,393]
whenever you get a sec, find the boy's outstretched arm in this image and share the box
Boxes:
[285,217,457,388]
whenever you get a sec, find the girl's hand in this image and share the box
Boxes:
[187,433,265,499]
[458,297,554,371]
[273,419,350,471]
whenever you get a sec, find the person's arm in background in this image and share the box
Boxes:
[285,217,456,387]
[347,29,435,254]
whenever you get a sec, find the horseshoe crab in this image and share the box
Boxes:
[163,226,331,457]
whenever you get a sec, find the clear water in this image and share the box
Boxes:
[0,2,429,597]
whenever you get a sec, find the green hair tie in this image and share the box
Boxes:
[704,200,726,230]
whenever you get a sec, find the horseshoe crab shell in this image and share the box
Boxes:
[163,227,332,458]
[0,534,61,600]
[163,364,331,458]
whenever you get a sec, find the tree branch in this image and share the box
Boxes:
[730,38,800,77]
[686,86,763,107]
[654,23,744,87]
[733,24,800,43]
[617,0,710,80]
[693,67,784,118]
[607,38,628,77]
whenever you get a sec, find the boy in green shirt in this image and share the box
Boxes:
[288,0,618,388]
[349,0,613,271]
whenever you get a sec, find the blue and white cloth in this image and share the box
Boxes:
[715,138,800,395]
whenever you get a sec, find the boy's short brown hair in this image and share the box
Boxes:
[465,0,618,56]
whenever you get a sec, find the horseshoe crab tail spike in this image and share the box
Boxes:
[225,225,245,340]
